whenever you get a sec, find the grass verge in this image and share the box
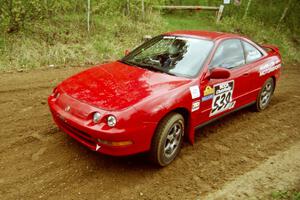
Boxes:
[0,13,165,71]
[271,190,300,200]
[0,12,299,71]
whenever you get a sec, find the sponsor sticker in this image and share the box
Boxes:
[259,60,281,76]
[95,144,101,151]
[192,100,200,112]
[202,95,213,102]
[202,86,214,102]
[189,86,200,99]
[210,80,235,116]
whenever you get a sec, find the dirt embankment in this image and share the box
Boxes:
[0,64,299,200]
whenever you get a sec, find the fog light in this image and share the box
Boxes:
[93,112,101,123]
[107,115,117,127]
[111,140,133,146]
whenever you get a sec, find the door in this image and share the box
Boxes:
[198,39,252,124]
[240,39,266,101]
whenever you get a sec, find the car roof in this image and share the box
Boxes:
[165,30,241,41]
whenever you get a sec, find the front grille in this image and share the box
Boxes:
[56,117,96,146]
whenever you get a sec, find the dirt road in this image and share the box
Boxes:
[0,64,299,200]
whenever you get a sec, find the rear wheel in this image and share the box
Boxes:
[254,78,275,111]
[150,113,184,167]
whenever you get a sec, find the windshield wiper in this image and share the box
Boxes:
[138,63,176,76]
[119,59,135,66]
[119,60,175,76]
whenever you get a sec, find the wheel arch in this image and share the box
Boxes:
[172,108,191,141]
[271,76,277,92]
[152,107,193,144]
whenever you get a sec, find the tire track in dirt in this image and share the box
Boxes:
[0,85,52,94]
[0,65,299,200]
[202,141,300,200]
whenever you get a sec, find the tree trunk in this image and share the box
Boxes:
[243,0,252,19]
[276,0,293,29]
[87,0,90,32]
[7,0,19,33]
[126,0,130,16]
[141,0,145,19]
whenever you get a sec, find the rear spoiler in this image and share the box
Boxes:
[261,44,280,53]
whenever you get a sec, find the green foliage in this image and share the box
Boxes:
[165,0,222,6]
[225,0,300,35]
[216,16,300,63]
[163,13,216,31]
[0,0,299,70]
[0,0,166,33]
[164,0,300,36]
[162,0,300,63]
[271,190,300,200]
[161,13,299,64]
[1,0,58,32]
[220,0,300,63]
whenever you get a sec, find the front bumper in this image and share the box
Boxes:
[48,94,157,156]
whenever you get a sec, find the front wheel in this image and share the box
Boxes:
[254,78,275,111]
[150,113,184,167]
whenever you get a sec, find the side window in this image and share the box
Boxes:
[209,39,245,69]
[242,41,263,63]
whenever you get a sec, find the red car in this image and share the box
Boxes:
[48,31,282,166]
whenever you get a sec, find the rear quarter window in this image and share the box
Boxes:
[242,41,263,63]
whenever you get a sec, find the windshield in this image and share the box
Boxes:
[121,35,214,77]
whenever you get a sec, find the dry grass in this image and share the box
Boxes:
[0,13,165,71]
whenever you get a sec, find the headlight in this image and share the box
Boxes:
[107,115,117,127]
[52,87,60,99]
[93,112,101,123]
[54,92,60,99]
[52,87,57,93]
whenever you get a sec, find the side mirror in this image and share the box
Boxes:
[124,49,130,56]
[208,67,231,79]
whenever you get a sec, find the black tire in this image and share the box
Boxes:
[150,112,184,167]
[253,78,275,111]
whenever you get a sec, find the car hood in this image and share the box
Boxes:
[59,61,191,111]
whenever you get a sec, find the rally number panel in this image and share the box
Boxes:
[210,80,235,116]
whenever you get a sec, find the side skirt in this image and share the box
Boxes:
[195,101,256,130]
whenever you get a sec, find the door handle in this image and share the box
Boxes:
[242,72,249,76]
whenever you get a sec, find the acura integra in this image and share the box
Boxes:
[48,31,282,166]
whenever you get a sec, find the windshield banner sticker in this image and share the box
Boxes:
[210,80,235,116]
[202,86,214,102]
[190,86,200,99]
